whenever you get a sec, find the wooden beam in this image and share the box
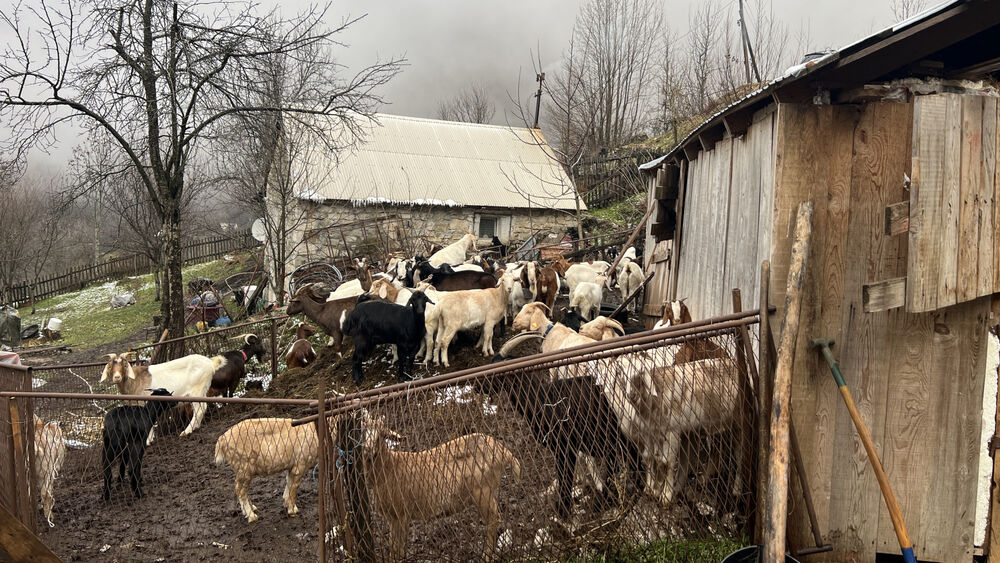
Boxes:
[885,201,910,235]
[0,504,60,562]
[724,109,754,137]
[862,277,907,313]
[764,201,814,562]
[698,126,725,152]
[682,142,700,161]
[951,55,1000,79]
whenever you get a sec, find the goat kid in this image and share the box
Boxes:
[285,323,317,369]
[102,389,177,500]
[210,333,266,397]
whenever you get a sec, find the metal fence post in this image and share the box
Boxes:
[270,318,278,380]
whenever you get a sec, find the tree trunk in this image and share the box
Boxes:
[162,196,186,355]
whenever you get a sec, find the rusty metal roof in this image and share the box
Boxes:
[294,114,582,211]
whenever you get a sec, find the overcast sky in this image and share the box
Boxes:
[18,0,916,172]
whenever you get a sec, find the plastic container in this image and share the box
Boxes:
[46,318,62,332]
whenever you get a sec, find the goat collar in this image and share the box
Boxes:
[239,350,248,362]
[543,323,555,338]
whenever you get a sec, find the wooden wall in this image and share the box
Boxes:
[664,106,776,319]
[770,100,993,563]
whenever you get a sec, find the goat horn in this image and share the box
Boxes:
[498,332,544,358]
[103,353,117,360]
[604,318,625,335]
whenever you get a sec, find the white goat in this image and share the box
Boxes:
[214,417,326,523]
[564,260,611,294]
[34,414,66,527]
[100,353,222,440]
[428,233,477,267]
[359,411,521,562]
[569,275,606,321]
[618,260,645,311]
[425,272,514,366]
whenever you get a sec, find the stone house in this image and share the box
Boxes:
[274,114,582,275]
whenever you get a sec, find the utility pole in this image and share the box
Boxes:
[739,0,751,83]
[738,0,762,83]
[532,72,545,129]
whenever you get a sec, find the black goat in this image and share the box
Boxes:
[482,355,645,519]
[102,388,177,500]
[410,265,498,292]
[405,260,455,288]
[209,333,267,397]
[342,291,434,385]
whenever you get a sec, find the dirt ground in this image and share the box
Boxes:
[26,290,747,561]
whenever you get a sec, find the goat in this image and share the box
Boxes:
[617,260,645,312]
[568,275,607,321]
[101,389,177,500]
[214,417,328,523]
[564,261,611,295]
[209,334,267,397]
[490,326,644,520]
[328,260,375,300]
[358,411,520,561]
[428,233,477,267]
[342,291,435,385]
[286,284,359,356]
[424,272,514,366]
[33,414,66,527]
[549,256,572,277]
[654,300,728,364]
[101,353,222,440]
[534,266,561,311]
[285,323,317,369]
[409,260,456,287]
[409,268,498,292]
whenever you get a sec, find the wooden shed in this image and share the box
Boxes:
[641,2,1000,560]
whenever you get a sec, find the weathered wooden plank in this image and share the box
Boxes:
[724,132,761,310]
[707,138,733,317]
[0,504,61,562]
[958,96,984,303]
[862,277,906,312]
[939,94,963,308]
[980,97,996,297]
[907,95,947,312]
[755,108,777,307]
[885,201,910,235]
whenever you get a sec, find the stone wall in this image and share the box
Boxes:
[282,199,578,271]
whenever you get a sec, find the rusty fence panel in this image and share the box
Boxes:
[310,317,761,561]
[0,390,318,561]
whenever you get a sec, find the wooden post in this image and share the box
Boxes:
[732,288,760,537]
[0,365,35,535]
[763,202,813,562]
[270,318,278,381]
[755,260,772,544]
[314,380,327,562]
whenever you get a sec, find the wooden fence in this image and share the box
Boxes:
[3,230,258,307]
[578,152,651,208]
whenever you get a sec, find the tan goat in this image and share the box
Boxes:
[360,412,521,561]
[214,417,326,523]
[34,414,66,527]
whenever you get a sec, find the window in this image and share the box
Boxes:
[477,215,498,239]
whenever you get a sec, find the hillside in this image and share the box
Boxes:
[17,252,259,351]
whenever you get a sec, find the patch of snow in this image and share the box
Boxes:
[348,196,461,208]
[63,439,91,449]
[432,384,476,406]
[32,378,46,388]
[481,399,497,416]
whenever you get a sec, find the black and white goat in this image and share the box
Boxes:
[102,388,177,500]
[209,334,267,397]
[342,291,435,385]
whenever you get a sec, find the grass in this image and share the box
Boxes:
[587,194,648,230]
[574,536,747,563]
[18,253,253,351]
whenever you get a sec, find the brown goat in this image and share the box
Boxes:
[285,284,359,356]
[360,412,521,561]
[285,324,317,369]
[534,266,561,311]
[655,300,728,364]
[548,256,572,277]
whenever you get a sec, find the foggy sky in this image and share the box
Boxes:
[16,0,910,171]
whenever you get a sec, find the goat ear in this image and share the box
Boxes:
[378,285,388,299]
[126,364,137,380]
[100,366,109,383]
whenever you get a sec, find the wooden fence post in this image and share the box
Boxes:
[764,202,814,562]
[756,259,772,544]
[0,364,36,535]
[315,380,327,563]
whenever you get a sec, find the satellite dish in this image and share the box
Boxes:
[251,218,267,242]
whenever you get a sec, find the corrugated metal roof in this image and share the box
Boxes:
[294,114,582,211]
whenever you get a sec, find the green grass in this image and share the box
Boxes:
[587,194,648,229]
[18,254,252,350]
[574,536,747,563]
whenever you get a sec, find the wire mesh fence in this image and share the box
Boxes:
[2,311,762,561]
[307,317,761,561]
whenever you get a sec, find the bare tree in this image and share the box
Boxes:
[437,84,496,124]
[890,0,927,20]
[0,174,66,309]
[0,0,401,339]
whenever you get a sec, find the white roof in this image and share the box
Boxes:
[294,114,582,211]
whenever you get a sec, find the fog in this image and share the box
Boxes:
[12,0,912,170]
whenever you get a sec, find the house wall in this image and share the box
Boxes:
[284,200,576,271]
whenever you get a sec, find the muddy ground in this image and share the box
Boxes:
[25,292,747,561]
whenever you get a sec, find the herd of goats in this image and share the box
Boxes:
[27,232,746,559]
